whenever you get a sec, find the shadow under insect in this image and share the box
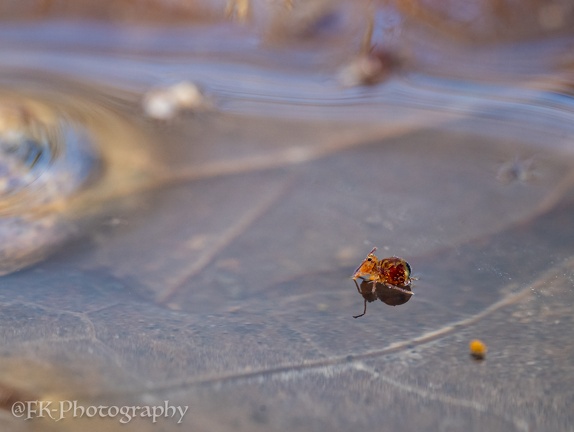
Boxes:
[353,280,413,318]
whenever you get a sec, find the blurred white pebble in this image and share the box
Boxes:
[142,82,209,120]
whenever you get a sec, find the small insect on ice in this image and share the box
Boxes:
[351,247,414,318]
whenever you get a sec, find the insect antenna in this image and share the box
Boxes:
[351,247,378,276]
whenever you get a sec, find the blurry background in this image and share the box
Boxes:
[0,1,573,431]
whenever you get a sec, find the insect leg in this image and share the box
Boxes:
[353,278,362,294]
[353,298,367,318]
[384,283,414,296]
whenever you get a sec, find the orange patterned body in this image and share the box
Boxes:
[352,248,412,288]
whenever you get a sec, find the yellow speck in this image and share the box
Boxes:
[469,339,487,360]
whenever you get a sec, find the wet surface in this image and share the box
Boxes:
[0,1,574,431]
